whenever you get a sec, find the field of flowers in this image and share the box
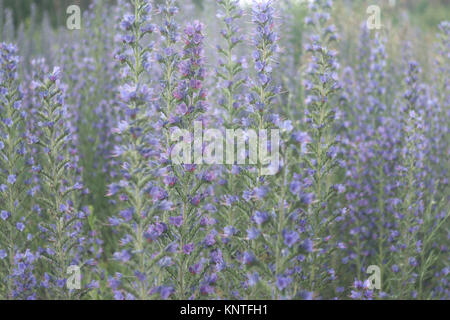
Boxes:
[0,0,448,300]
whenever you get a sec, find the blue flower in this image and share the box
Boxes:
[7,174,16,184]
[243,251,255,265]
[302,239,314,253]
[1,210,10,221]
[120,14,135,31]
[183,243,195,255]
[283,229,300,248]
[223,226,237,238]
[248,272,260,287]
[276,275,292,291]
[159,286,174,299]
[253,211,269,225]
[16,222,25,232]
[49,66,61,82]
[169,215,183,227]
[247,227,260,240]
[113,250,131,263]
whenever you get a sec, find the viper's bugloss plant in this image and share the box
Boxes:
[33,66,90,299]
[0,42,35,299]
[155,0,180,225]
[108,0,169,300]
[391,61,448,299]
[431,22,449,188]
[238,0,286,299]
[214,0,247,298]
[153,0,181,299]
[393,61,426,298]
[163,19,215,300]
[157,0,180,122]
[340,27,392,289]
[302,0,342,296]
[0,0,448,301]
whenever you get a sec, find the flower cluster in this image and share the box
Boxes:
[301,0,342,295]
[108,0,168,300]
[0,42,33,299]
[0,0,448,301]
[33,66,92,299]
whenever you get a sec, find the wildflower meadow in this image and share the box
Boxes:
[0,0,448,301]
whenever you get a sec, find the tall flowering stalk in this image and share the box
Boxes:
[392,61,449,299]
[393,61,424,298]
[34,66,88,299]
[0,43,35,299]
[56,2,120,281]
[239,0,285,299]
[342,28,391,284]
[431,22,449,190]
[164,20,212,299]
[426,23,450,299]
[303,0,341,295]
[214,0,247,298]
[157,3,220,299]
[108,0,168,300]
[157,0,179,122]
[153,0,180,298]
[368,34,391,287]
[155,0,180,224]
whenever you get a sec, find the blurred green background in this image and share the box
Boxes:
[0,0,448,29]
[2,0,92,27]
[0,0,205,27]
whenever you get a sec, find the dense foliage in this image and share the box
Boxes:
[0,0,448,300]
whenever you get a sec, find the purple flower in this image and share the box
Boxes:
[183,243,195,255]
[120,14,135,31]
[248,272,260,287]
[298,291,314,300]
[169,215,183,227]
[253,211,269,225]
[119,84,137,102]
[350,290,362,299]
[243,251,255,265]
[189,261,204,275]
[159,286,174,299]
[7,175,16,184]
[247,227,260,240]
[409,257,418,267]
[200,284,215,295]
[204,230,218,246]
[16,222,25,232]
[1,210,10,221]
[276,276,292,291]
[49,66,61,82]
[120,208,133,222]
[4,118,13,127]
[283,229,300,248]
[223,226,237,238]
[113,250,131,263]
[59,204,67,213]
[302,239,314,253]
